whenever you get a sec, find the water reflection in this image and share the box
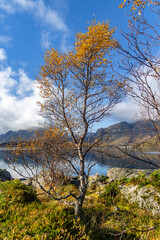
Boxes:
[0,149,158,179]
[86,151,157,176]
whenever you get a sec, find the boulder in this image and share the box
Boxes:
[21,171,70,188]
[0,169,12,182]
[70,177,80,187]
[88,173,108,189]
[120,184,160,216]
[20,178,33,186]
[107,167,155,182]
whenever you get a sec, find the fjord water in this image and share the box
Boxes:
[0,149,157,179]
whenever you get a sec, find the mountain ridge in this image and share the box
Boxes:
[0,120,157,146]
[92,120,156,145]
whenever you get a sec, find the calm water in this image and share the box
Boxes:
[0,149,158,178]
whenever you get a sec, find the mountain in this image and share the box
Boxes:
[93,121,156,146]
[0,129,43,146]
[0,120,157,146]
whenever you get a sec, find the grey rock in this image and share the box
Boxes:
[0,169,12,182]
[70,177,80,187]
[88,173,107,189]
[120,184,160,216]
[107,167,155,182]
[21,178,33,186]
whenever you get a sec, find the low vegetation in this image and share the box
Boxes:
[118,170,160,190]
[0,171,160,240]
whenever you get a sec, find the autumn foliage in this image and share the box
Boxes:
[10,21,126,217]
[119,0,159,10]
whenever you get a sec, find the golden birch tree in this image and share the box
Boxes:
[9,21,126,217]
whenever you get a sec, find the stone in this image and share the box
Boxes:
[88,173,107,189]
[120,184,160,216]
[70,177,80,187]
[0,169,12,182]
[21,178,33,186]
[107,167,155,182]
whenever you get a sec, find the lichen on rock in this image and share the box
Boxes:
[107,167,155,182]
[120,184,160,216]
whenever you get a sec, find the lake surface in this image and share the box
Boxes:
[0,149,158,179]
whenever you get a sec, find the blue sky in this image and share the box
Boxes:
[0,0,138,133]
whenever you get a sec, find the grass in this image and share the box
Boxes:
[0,171,160,240]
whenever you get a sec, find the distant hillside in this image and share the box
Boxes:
[0,120,157,146]
[0,129,42,145]
[93,121,156,146]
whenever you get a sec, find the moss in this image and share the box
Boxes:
[117,170,160,192]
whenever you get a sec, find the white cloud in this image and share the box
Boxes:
[35,0,69,50]
[16,69,35,97]
[0,0,69,51]
[0,67,16,90]
[0,66,44,134]
[111,100,139,122]
[0,48,7,61]
[94,98,140,131]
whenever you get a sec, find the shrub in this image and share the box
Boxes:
[0,203,90,240]
[99,181,120,206]
[0,179,38,207]
[150,170,160,188]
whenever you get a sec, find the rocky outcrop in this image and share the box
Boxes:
[88,174,107,189]
[1,167,160,216]
[120,184,160,216]
[0,169,12,181]
[107,168,160,216]
[107,167,155,181]
[21,172,50,188]
[21,171,71,188]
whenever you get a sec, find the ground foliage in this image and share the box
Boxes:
[0,171,160,239]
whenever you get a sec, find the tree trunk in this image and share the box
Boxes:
[74,145,88,218]
[74,189,86,218]
[74,202,82,218]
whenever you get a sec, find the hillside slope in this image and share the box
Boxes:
[0,120,156,146]
[93,121,156,145]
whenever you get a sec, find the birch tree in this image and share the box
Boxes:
[10,21,126,217]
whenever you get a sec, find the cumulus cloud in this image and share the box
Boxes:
[0,66,44,134]
[16,69,35,97]
[0,48,7,61]
[111,100,139,123]
[94,98,140,131]
[0,0,69,51]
